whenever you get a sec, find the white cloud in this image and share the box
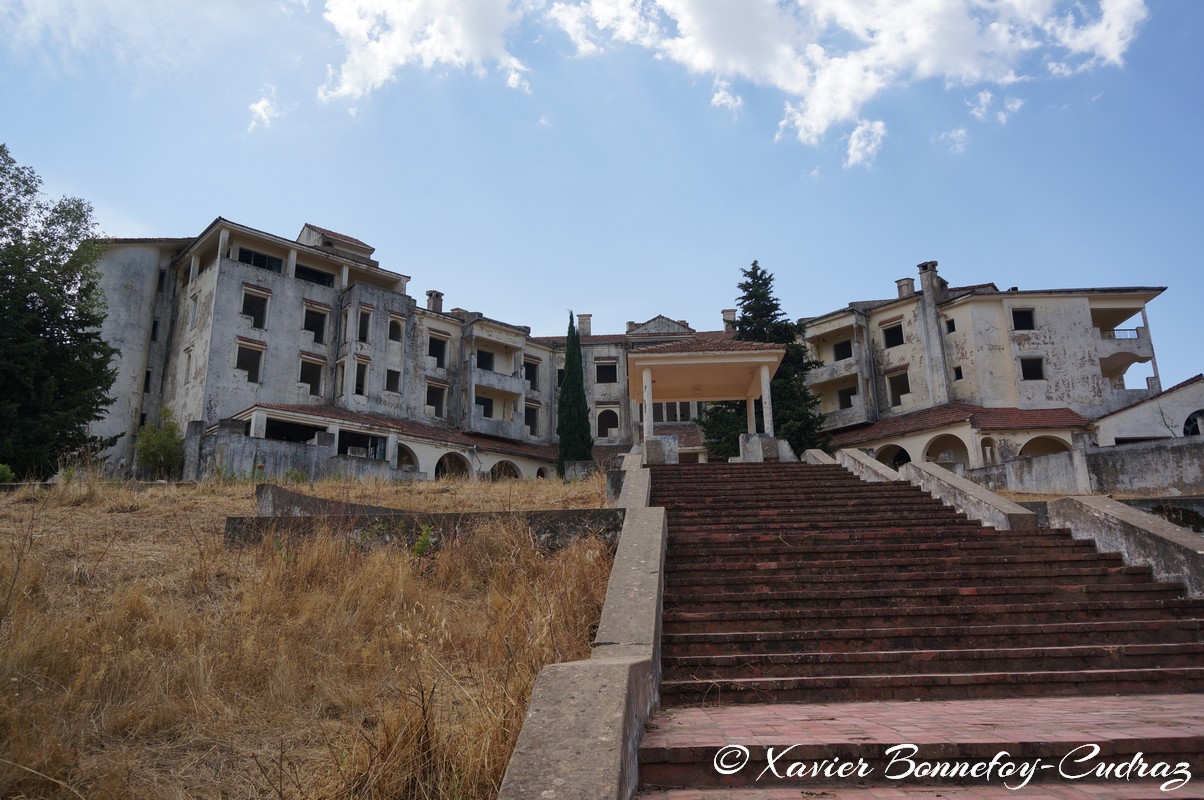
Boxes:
[247,85,284,132]
[969,90,994,121]
[318,0,533,100]
[940,127,968,154]
[845,119,886,169]
[538,114,552,127]
[998,96,1025,123]
[710,79,742,114]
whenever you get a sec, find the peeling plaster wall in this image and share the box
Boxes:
[1095,382,1204,445]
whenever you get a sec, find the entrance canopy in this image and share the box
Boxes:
[627,339,785,439]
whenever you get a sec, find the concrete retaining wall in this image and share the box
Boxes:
[1048,495,1204,598]
[498,463,666,800]
[836,448,901,483]
[900,460,1038,530]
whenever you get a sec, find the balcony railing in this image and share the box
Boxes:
[1100,328,1139,340]
[808,357,859,387]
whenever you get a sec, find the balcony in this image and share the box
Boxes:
[821,394,872,430]
[808,357,860,388]
[1097,326,1154,379]
[472,366,525,396]
[468,412,524,440]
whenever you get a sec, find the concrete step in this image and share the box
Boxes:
[664,551,1127,577]
[666,537,1099,561]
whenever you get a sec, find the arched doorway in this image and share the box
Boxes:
[597,409,619,438]
[396,444,418,471]
[489,460,521,481]
[923,434,970,468]
[435,452,471,480]
[536,467,551,479]
[1018,436,1072,458]
[876,444,911,470]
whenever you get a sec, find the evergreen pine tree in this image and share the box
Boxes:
[0,144,117,478]
[702,261,828,458]
[556,311,593,474]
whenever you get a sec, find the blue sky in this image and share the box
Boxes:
[3,0,1200,387]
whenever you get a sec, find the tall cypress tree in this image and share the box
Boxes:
[556,311,593,474]
[0,144,117,478]
[702,261,827,458]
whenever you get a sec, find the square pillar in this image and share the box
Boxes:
[642,367,654,441]
[760,364,775,438]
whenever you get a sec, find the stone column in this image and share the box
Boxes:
[760,364,775,438]
[286,248,297,278]
[249,411,267,439]
[746,398,757,434]
[218,228,230,262]
[642,367,654,441]
[386,433,399,468]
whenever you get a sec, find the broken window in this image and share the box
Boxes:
[426,384,446,417]
[1020,357,1045,380]
[832,340,853,361]
[156,270,166,293]
[303,308,327,344]
[299,360,322,396]
[354,362,367,395]
[386,369,401,393]
[888,372,910,407]
[557,368,565,387]
[883,324,904,349]
[151,319,159,342]
[595,362,618,383]
[945,318,956,334]
[953,366,964,381]
[236,346,262,383]
[475,395,495,418]
[143,370,152,393]
[241,291,268,329]
[837,386,857,410]
[388,318,403,342]
[358,310,371,343]
[525,405,539,436]
[1012,309,1035,331]
[428,335,447,368]
[237,248,283,273]
[295,264,335,287]
[476,349,495,371]
[524,361,539,391]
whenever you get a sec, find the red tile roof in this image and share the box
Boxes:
[531,329,736,348]
[250,403,557,461]
[1092,374,1204,421]
[831,403,1088,447]
[632,338,785,355]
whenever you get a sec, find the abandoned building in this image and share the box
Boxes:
[89,219,1200,481]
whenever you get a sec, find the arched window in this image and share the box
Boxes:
[1018,436,1072,458]
[489,460,521,481]
[597,409,619,438]
[396,444,418,470]
[435,452,471,480]
[1185,410,1204,437]
[876,444,911,469]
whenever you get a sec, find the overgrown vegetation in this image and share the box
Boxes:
[0,144,117,479]
[0,475,611,799]
[133,408,185,479]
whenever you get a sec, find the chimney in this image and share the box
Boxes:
[425,290,443,313]
[916,261,945,301]
[577,313,592,337]
[626,321,637,333]
[895,278,915,298]
[722,309,737,333]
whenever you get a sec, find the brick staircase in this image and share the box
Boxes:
[637,461,1204,796]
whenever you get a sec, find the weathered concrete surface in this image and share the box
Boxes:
[737,434,796,463]
[802,448,836,465]
[498,470,666,800]
[1049,495,1204,598]
[901,460,1038,530]
[617,464,650,510]
[836,448,901,483]
[1124,497,1204,534]
[643,436,678,466]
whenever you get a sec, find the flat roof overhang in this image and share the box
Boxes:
[626,349,785,403]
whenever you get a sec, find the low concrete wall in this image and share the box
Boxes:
[900,460,1038,531]
[966,437,1204,497]
[836,448,901,483]
[802,449,836,465]
[1049,496,1204,598]
[1123,497,1204,534]
[189,431,419,483]
[498,466,666,800]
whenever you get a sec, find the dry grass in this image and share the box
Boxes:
[0,472,612,799]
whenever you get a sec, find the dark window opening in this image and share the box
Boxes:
[237,248,283,273]
[1020,358,1045,380]
[295,264,335,287]
[833,340,853,361]
[888,372,910,407]
[428,336,447,368]
[557,368,565,387]
[477,349,495,371]
[336,362,345,396]
[597,409,619,438]
[242,292,268,328]
[388,319,402,342]
[265,418,326,444]
[837,386,857,410]
[945,318,956,334]
[525,406,538,436]
[354,362,367,395]
[156,270,166,293]
[524,361,539,391]
[358,310,370,342]
[303,308,327,344]
[150,319,159,342]
[139,413,147,427]
[337,430,388,460]
[595,363,618,383]
[143,370,152,393]
[386,369,401,393]
[953,366,964,381]
[475,395,495,418]
[426,385,446,417]
[1012,309,1035,331]
[299,360,322,396]
[883,324,904,349]
[236,347,262,383]
[1185,410,1203,437]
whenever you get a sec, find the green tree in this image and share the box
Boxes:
[0,144,117,478]
[556,311,593,475]
[134,409,185,480]
[702,260,828,459]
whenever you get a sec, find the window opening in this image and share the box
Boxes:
[428,336,447,368]
[303,308,326,344]
[953,366,964,381]
[242,292,268,328]
[388,319,402,342]
[426,384,446,417]
[525,405,539,435]
[150,319,159,342]
[354,362,367,395]
[237,248,283,273]
[1012,309,1035,331]
[945,318,956,334]
[299,361,322,396]
[236,346,262,383]
[475,395,495,418]
[883,324,904,349]
[597,409,619,437]
[595,363,618,383]
[888,372,910,407]
[837,386,857,410]
[477,349,495,371]
[1020,358,1045,380]
[386,369,401,393]
[524,361,539,390]
[143,370,152,393]
[832,340,853,361]
[295,264,335,287]
[358,310,371,342]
